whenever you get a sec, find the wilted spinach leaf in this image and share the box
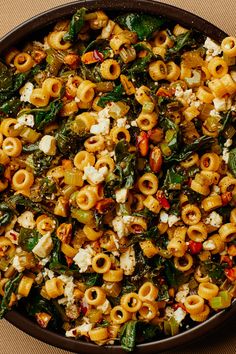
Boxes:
[63,7,86,42]
[165,135,214,163]
[164,259,188,288]
[26,99,63,130]
[97,84,124,107]
[0,203,14,226]
[229,148,236,177]
[0,273,23,318]
[117,13,165,40]
[19,228,41,251]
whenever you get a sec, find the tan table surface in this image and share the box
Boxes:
[0,0,236,353]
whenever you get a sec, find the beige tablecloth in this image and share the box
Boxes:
[0,0,236,353]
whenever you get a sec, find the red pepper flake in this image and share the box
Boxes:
[188,240,202,254]
[224,267,236,281]
[156,190,170,210]
[136,131,149,157]
[93,50,104,62]
[221,191,232,206]
[220,255,233,268]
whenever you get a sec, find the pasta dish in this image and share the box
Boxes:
[0,7,236,351]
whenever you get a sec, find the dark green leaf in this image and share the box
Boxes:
[25,293,63,329]
[163,166,185,189]
[117,13,165,40]
[165,135,214,163]
[26,150,53,176]
[63,8,86,42]
[202,261,226,284]
[19,228,41,251]
[0,203,14,226]
[0,97,21,115]
[56,121,91,155]
[128,52,153,75]
[229,147,236,177]
[97,84,124,108]
[8,194,53,216]
[84,273,102,287]
[120,320,138,352]
[28,99,63,130]
[0,273,23,318]
[164,260,188,288]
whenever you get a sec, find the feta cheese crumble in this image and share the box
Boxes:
[17,211,35,229]
[222,139,232,163]
[175,284,189,304]
[66,323,93,338]
[20,82,34,102]
[12,255,25,272]
[39,135,57,156]
[115,188,128,203]
[205,211,223,228]
[32,233,53,258]
[15,114,35,129]
[83,165,108,184]
[90,118,110,135]
[112,216,129,238]
[120,246,136,275]
[73,245,95,272]
[203,37,222,61]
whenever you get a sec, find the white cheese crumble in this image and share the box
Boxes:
[160,211,169,223]
[175,284,189,304]
[20,82,34,102]
[205,211,223,228]
[203,240,216,251]
[112,216,129,238]
[168,215,180,227]
[58,275,75,305]
[115,188,128,203]
[212,185,221,194]
[73,245,95,272]
[43,268,55,280]
[12,255,25,272]
[222,139,232,163]
[175,85,201,108]
[38,256,51,266]
[39,135,57,156]
[5,230,19,245]
[17,211,35,229]
[203,37,222,61]
[120,246,136,275]
[90,118,110,135]
[98,105,111,120]
[131,120,138,127]
[15,114,35,129]
[32,233,53,258]
[83,165,108,184]
[173,307,187,324]
[66,323,93,338]
[97,299,111,314]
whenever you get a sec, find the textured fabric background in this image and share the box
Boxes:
[0,0,236,353]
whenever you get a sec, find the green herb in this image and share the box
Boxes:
[27,150,53,176]
[8,194,53,216]
[121,280,137,295]
[158,284,170,301]
[98,319,110,327]
[229,147,236,177]
[26,99,63,131]
[0,97,21,115]
[84,273,102,287]
[128,52,153,75]
[19,228,41,251]
[120,320,138,352]
[165,30,205,61]
[165,135,214,163]
[0,203,14,226]
[117,13,165,40]
[163,166,185,190]
[0,61,42,105]
[40,177,57,196]
[56,120,91,156]
[164,259,188,288]
[97,84,124,108]
[63,7,86,42]
[22,143,39,153]
[164,316,179,336]
[0,273,23,318]
[203,261,226,284]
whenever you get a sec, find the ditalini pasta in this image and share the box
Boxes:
[0,7,236,352]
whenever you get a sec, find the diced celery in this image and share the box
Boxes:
[142,101,155,114]
[71,208,94,225]
[64,169,83,186]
